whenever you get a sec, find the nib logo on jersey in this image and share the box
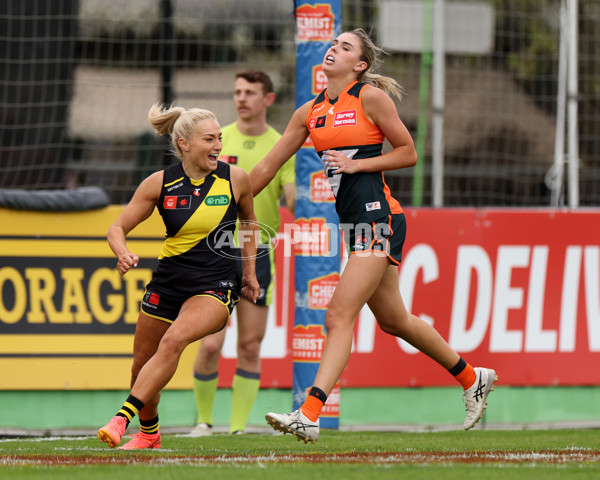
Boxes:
[308,272,339,309]
[204,195,230,206]
[292,324,326,362]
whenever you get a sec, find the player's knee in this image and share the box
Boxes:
[199,338,223,359]
[238,339,261,363]
[159,330,188,356]
[377,311,411,336]
[324,309,351,332]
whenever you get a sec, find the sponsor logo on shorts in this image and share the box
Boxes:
[203,289,228,303]
[143,291,160,310]
[365,201,381,212]
[354,235,369,251]
[219,280,234,289]
[333,110,357,127]
[164,195,191,209]
[205,195,230,206]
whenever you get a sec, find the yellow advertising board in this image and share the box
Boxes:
[0,206,197,390]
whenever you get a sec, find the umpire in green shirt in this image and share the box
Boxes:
[190,70,295,435]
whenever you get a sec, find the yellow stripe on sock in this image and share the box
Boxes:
[118,409,133,422]
[123,401,141,415]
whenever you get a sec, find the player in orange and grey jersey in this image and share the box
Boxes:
[251,28,497,444]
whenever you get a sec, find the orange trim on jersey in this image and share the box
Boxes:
[382,172,403,214]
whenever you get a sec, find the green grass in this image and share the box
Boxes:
[1,429,599,479]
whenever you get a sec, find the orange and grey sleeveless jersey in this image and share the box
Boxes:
[306,81,403,224]
[153,161,238,293]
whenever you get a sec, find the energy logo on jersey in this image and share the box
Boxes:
[308,115,327,130]
[163,195,191,209]
[205,195,230,206]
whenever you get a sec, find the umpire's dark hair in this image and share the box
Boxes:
[235,70,275,95]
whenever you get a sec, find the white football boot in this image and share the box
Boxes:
[265,409,319,444]
[463,367,498,430]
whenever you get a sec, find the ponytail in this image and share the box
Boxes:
[148,103,217,159]
[352,29,404,100]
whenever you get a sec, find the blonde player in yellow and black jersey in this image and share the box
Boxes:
[190,71,295,436]
[97,104,260,450]
[251,29,497,444]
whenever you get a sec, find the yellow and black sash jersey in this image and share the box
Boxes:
[151,161,238,295]
[306,81,403,225]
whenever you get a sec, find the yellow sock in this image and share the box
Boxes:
[229,369,260,433]
[193,372,218,425]
[139,416,159,435]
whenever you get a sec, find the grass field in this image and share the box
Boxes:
[1,428,599,479]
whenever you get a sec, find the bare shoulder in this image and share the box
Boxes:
[229,164,251,190]
[362,84,399,122]
[290,100,313,125]
[361,84,394,105]
[143,170,164,186]
[229,164,251,182]
[297,99,313,115]
[135,170,164,198]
